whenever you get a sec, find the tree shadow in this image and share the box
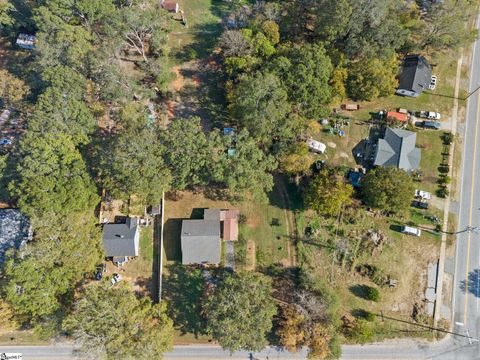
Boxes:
[163,218,183,261]
[349,284,372,300]
[163,264,207,337]
[460,269,480,297]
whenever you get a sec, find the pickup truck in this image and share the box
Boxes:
[418,111,441,120]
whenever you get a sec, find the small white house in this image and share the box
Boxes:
[307,138,326,154]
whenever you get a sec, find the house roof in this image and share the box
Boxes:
[102,218,139,257]
[223,218,238,241]
[161,1,178,11]
[374,128,421,172]
[0,209,31,264]
[386,111,408,122]
[204,208,221,221]
[181,220,220,264]
[397,55,432,95]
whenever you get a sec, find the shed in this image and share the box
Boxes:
[0,209,31,264]
[342,103,360,111]
[386,111,408,123]
[16,33,36,50]
[160,0,179,13]
[307,138,326,154]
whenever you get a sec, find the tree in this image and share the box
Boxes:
[230,71,291,144]
[361,167,415,214]
[63,282,173,359]
[3,213,102,321]
[9,133,99,220]
[104,4,170,61]
[0,69,29,105]
[160,117,210,190]
[279,142,314,176]
[261,20,280,45]
[74,0,115,28]
[347,54,398,101]
[277,305,306,352]
[209,129,277,201]
[203,271,277,352]
[97,126,171,203]
[0,0,14,26]
[219,30,253,57]
[305,169,353,217]
[283,43,333,119]
[419,0,478,51]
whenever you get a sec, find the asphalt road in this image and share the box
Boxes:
[452,13,480,353]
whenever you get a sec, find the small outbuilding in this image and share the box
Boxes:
[160,0,179,13]
[16,33,36,50]
[102,217,140,266]
[386,111,408,123]
[0,209,31,264]
[307,138,326,154]
[396,55,432,98]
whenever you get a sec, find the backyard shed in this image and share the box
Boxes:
[0,209,31,264]
[386,111,408,123]
[16,33,36,50]
[307,138,326,154]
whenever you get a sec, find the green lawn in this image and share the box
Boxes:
[417,130,446,194]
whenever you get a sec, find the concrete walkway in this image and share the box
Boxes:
[224,241,235,270]
[433,49,464,326]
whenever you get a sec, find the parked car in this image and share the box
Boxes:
[111,273,122,285]
[415,189,432,200]
[94,264,106,281]
[412,200,429,209]
[401,226,422,237]
[417,111,441,120]
[429,75,437,90]
[422,120,441,130]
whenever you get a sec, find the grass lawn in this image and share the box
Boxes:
[417,130,446,194]
[0,331,47,346]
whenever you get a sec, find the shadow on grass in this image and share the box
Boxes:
[349,284,374,300]
[163,218,183,261]
[163,264,207,337]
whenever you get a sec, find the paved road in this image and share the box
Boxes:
[452,13,480,351]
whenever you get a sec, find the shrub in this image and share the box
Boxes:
[365,286,380,302]
[442,132,454,145]
[437,187,449,198]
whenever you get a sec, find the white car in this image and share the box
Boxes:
[429,75,437,90]
[415,189,431,200]
[427,111,441,120]
[111,273,122,285]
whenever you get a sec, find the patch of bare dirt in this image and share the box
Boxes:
[245,240,256,271]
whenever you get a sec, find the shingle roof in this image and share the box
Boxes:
[397,55,432,95]
[181,220,220,264]
[374,128,421,172]
[102,218,139,257]
[0,209,31,264]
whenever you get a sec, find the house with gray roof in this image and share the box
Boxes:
[374,128,421,172]
[102,217,140,266]
[0,209,31,264]
[181,217,221,265]
[396,55,432,97]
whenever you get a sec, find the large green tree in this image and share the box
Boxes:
[64,282,173,359]
[305,169,354,217]
[203,271,277,352]
[9,133,99,219]
[347,54,398,101]
[97,126,171,203]
[362,167,415,214]
[230,71,291,144]
[160,117,211,190]
[3,213,101,321]
[283,43,333,119]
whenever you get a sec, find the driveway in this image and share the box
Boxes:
[224,241,235,270]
